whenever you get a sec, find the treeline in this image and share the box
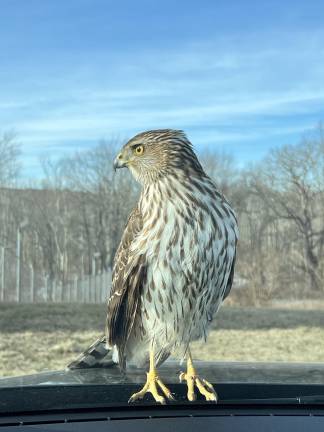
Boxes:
[0,126,324,304]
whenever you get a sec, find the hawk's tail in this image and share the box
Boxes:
[67,336,114,369]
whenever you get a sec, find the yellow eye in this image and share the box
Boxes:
[134,145,144,155]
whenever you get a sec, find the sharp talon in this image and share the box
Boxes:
[179,358,218,403]
[158,396,166,405]
[163,390,176,401]
[129,348,176,404]
[196,377,218,402]
[188,391,197,401]
[128,389,146,403]
[129,371,174,404]
[202,378,214,389]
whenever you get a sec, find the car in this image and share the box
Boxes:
[1,361,324,431]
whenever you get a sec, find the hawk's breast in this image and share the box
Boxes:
[130,173,238,356]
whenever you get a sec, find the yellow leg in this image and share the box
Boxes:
[179,349,218,402]
[128,347,175,404]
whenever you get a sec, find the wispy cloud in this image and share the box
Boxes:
[1,1,324,177]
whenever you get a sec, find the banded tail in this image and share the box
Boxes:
[67,336,114,369]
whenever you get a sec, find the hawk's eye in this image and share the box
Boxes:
[134,145,144,155]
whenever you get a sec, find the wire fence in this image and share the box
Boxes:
[0,245,111,303]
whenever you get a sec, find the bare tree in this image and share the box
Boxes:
[247,126,324,292]
[0,132,21,186]
[1,127,324,304]
[200,150,237,196]
[55,140,138,271]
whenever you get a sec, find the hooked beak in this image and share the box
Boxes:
[113,153,127,172]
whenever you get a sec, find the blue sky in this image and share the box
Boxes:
[1,0,324,177]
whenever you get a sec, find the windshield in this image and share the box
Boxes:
[1,0,324,409]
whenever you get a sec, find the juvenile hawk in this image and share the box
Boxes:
[69,129,238,404]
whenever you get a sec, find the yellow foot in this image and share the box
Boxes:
[129,369,175,405]
[179,370,218,402]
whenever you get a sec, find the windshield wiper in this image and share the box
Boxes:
[223,395,324,405]
[297,394,324,404]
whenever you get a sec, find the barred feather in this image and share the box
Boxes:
[67,336,112,369]
[68,129,238,371]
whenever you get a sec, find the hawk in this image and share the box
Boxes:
[68,129,238,404]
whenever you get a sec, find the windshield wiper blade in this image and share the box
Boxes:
[223,395,324,405]
[297,394,324,404]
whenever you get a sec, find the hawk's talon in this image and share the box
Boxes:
[180,370,217,402]
[180,350,218,402]
[129,371,175,404]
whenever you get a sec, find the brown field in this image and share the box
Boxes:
[0,302,324,377]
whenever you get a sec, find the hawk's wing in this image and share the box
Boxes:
[106,206,147,369]
[222,249,236,300]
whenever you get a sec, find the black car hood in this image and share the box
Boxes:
[1,362,324,415]
[1,361,324,388]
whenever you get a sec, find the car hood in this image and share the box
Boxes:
[1,360,324,387]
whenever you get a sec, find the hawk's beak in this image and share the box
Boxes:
[113,153,127,172]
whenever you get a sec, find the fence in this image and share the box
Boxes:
[0,245,112,303]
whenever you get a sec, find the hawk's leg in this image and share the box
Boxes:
[179,348,218,402]
[128,347,175,405]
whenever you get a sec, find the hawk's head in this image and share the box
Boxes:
[113,129,203,184]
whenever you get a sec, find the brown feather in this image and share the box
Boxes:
[222,250,236,300]
[106,206,146,370]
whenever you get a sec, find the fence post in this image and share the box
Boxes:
[44,275,49,302]
[74,275,78,302]
[30,263,34,303]
[82,277,85,303]
[53,279,57,302]
[16,227,21,302]
[99,272,103,303]
[67,281,71,303]
[92,256,96,303]
[100,272,103,303]
[102,271,107,303]
[0,247,4,302]
[60,280,63,302]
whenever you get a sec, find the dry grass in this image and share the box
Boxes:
[0,302,324,377]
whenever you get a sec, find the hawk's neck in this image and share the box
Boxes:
[139,171,225,218]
